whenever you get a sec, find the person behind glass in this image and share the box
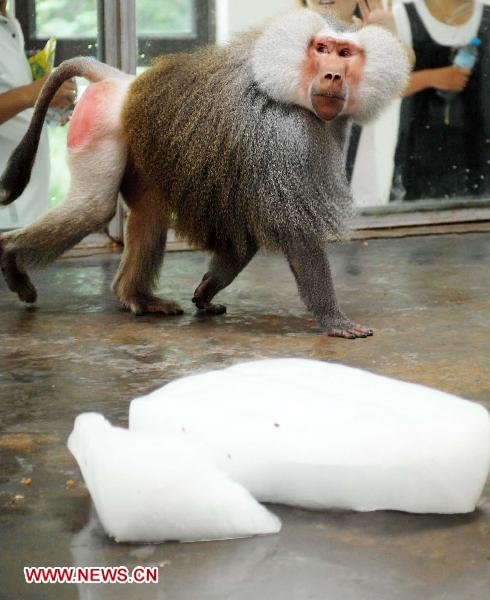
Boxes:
[298,0,396,32]
[0,0,76,229]
[392,0,490,201]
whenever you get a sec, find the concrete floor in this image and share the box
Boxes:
[0,233,489,600]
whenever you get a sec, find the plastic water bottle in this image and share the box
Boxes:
[453,37,481,70]
[438,37,481,124]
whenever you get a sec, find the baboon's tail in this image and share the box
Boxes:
[0,57,125,206]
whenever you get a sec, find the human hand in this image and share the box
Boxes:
[50,78,77,109]
[23,75,77,109]
[353,0,397,35]
[432,66,470,92]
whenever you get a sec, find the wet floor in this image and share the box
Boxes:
[0,233,489,599]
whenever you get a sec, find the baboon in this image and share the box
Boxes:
[0,10,409,338]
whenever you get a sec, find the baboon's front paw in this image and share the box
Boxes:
[192,275,226,315]
[326,320,373,339]
[193,299,227,315]
[127,296,184,317]
[0,244,37,304]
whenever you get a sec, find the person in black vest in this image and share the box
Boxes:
[392,0,490,201]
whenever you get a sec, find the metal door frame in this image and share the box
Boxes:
[99,0,137,241]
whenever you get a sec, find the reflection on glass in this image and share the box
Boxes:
[35,0,97,38]
[136,0,194,36]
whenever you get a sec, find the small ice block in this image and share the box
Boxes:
[68,413,280,543]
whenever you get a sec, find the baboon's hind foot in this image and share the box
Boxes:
[122,294,183,317]
[0,242,37,303]
[325,317,374,339]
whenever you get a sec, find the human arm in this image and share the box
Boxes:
[402,66,470,96]
[0,79,43,125]
[0,75,77,126]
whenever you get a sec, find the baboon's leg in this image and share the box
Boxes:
[285,243,373,339]
[192,246,257,315]
[0,139,125,304]
[112,189,182,317]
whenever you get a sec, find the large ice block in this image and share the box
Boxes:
[130,359,490,514]
[67,413,280,543]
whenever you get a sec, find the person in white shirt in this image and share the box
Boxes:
[298,1,401,34]
[0,0,76,230]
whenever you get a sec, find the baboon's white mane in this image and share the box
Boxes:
[252,9,410,123]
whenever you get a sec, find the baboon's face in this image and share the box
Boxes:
[304,35,365,121]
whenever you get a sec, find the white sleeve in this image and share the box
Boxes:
[393,3,413,48]
[12,18,26,51]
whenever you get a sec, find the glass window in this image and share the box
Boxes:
[137,0,213,68]
[35,0,98,38]
[2,0,214,232]
[136,0,194,37]
[47,127,71,208]
[16,0,100,209]
[348,0,490,215]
